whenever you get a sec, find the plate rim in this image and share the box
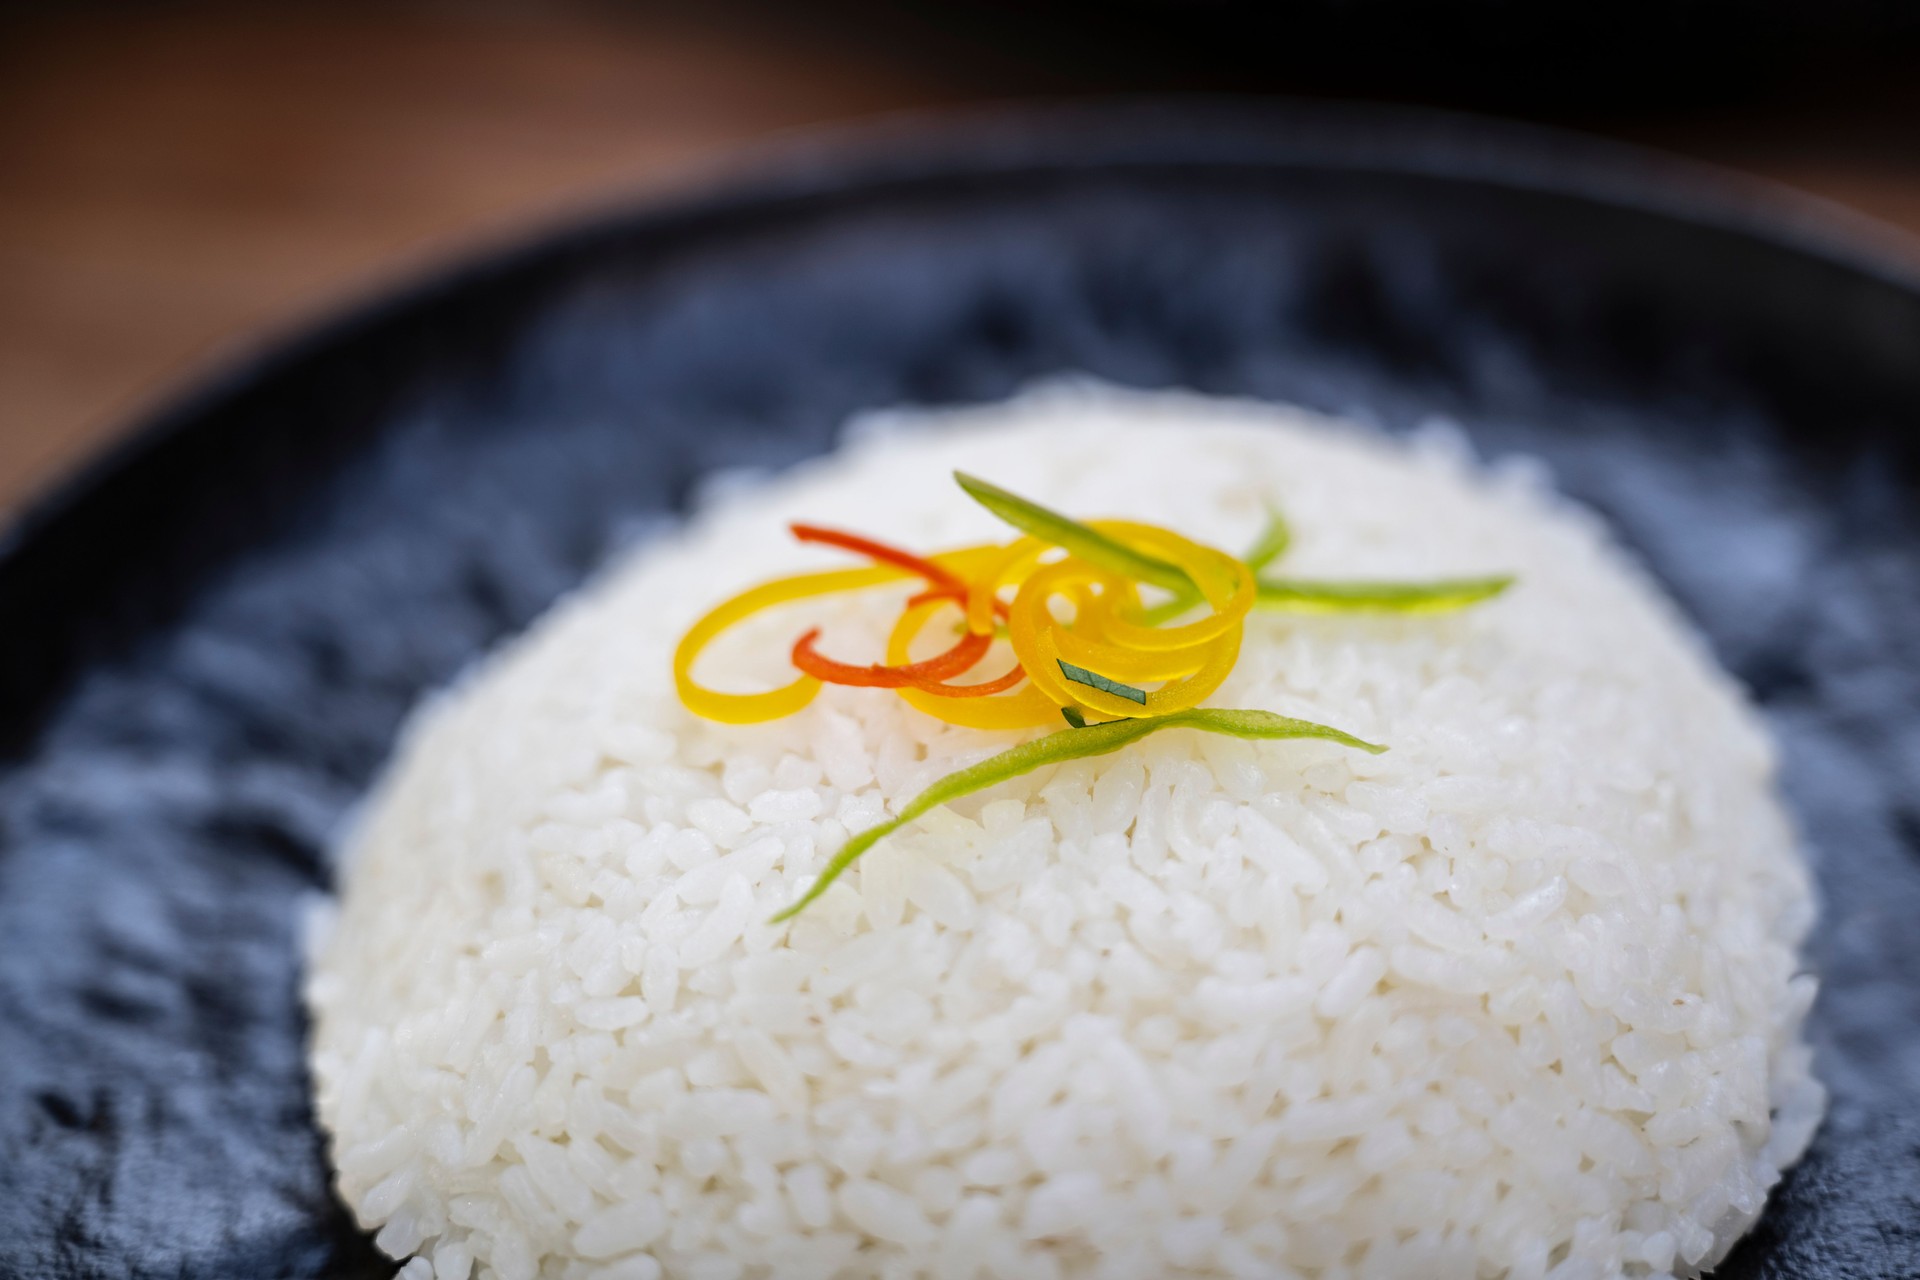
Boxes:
[4,96,1919,731]
[9,97,1920,567]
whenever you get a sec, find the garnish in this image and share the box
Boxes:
[792,624,993,691]
[1056,659,1148,705]
[670,473,1514,919]
[1255,575,1516,613]
[789,523,966,592]
[768,708,1386,923]
[1243,506,1292,573]
[954,472,1195,596]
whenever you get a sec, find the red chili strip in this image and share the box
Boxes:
[790,524,965,593]
[792,626,991,688]
[900,663,1028,698]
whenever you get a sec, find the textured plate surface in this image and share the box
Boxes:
[2,104,1918,1279]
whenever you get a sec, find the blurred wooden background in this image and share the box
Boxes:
[3,0,1917,515]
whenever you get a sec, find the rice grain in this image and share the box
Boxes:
[308,384,1820,1279]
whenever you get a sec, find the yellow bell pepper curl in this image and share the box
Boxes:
[673,564,899,724]
[673,545,1004,725]
[885,597,1059,729]
[1008,522,1254,720]
[964,536,1048,636]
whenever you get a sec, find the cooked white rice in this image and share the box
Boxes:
[306,383,1822,1280]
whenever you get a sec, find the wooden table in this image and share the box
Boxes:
[3,3,1916,515]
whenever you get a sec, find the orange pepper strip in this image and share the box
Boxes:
[675,544,1004,725]
[790,523,965,593]
[888,597,1060,728]
[791,620,992,688]
[786,528,1014,692]
[903,662,1027,698]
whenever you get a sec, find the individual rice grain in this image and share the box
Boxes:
[307,382,1820,1279]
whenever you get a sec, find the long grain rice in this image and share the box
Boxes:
[307,383,1821,1280]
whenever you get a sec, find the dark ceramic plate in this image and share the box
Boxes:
[3,103,1918,1280]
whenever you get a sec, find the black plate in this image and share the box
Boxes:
[3,103,1918,1280]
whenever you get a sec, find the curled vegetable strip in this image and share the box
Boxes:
[1008,523,1253,721]
[790,523,966,594]
[673,543,1000,724]
[673,564,899,724]
[887,597,1056,728]
[769,708,1386,922]
[672,476,1514,921]
[791,622,990,688]
[964,536,1047,637]
[1077,522,1252,652]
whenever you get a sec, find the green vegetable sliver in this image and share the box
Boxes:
[1243,506,1292,573]
[953,472,1194,595]
[1254,575,1514,614]
[769,708,1385,923]
[1056,659,1147,705]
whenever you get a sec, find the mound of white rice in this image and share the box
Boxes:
[306,384,1821,1280]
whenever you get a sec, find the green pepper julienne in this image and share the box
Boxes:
[961,481,1512,623]
[770,707,1383,923]
[765,478,1506,922]
[954,471,1196,596]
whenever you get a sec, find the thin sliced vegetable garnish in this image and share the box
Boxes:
[669,473,1513,918]
[953,472,1195,596]
[769,709,1386,922]
[1255,575,1516,613]
[1243,506,1292,573]
[1056,659,1148,705]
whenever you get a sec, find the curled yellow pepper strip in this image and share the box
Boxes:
[1008,522,1254,720]
[887,597,1059,729]
[677,514,1261,728]
[674,564,899,724]
[1078,521,1253,652]
[964,536,1048,636]
[676,545,1003,724]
